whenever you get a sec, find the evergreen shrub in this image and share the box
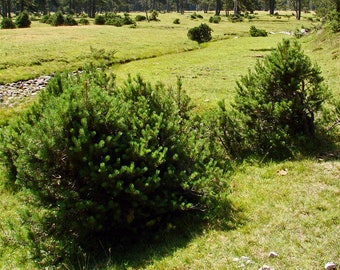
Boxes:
[149,10,159,21]
[135,14,146,21]
[94,14,105,25]
[39,14,51,23]
[15,11,31,28]
[0,66,229,264]
[249,25,267,37]
[78,17,89,25]
[64,14,78,25]
[214,39,331,159]
[173,18,180,24]
[209,16,221,23]
[50,11,64,26]
[187,23,213,43]
[1,17,16,29]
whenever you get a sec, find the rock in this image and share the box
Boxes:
[269,251,278,258]
[325,262,336,270]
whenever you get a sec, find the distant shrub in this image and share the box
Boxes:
[15,11,31,28]
[228,14,243,22]
[249,25,267,36]
[50,11,64,26]
[94,14,105,25]
[123,13,135,25]
[191,12,203,19]
[149,10,159,21]
[135,14,146,21]
[209,16,221,23]
[78,17,89,25]
[187,23,213,43]
[39,14,51,23]
[64,14,78,26]
[105,13,123,26]
[1,17,16,29]
[173,18,180,24]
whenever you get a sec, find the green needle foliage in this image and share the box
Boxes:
[215,39,333,159]
[0,65,229,266]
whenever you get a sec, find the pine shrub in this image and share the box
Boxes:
[249,25,267,37]
[187,23,213,43]
[209,16,221,23]
[94,14,105,25]
[15,11,31,28]
[1,17,16,29]
[0,66,228,264]
[64,14,78,26]
[215,39,331,159]
[50,11,64,26]
[135,14,146,21]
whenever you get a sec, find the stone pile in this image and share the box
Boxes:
[0,75,53,108]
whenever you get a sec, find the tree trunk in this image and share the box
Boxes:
[296,0,301,20]
[269,0,275,15]
[233,0,238,15]
[215,0,222,15]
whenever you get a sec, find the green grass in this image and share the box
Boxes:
[0,10,339,269]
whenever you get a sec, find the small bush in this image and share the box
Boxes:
[135,14,146,21]
[249,25,267,37]
[39,14,51,23]
[1,17,16,29]
[78,17,89,25]
[187,23,213,43]
[15,11,31,28]
[228,14,243,22]
[173,18,180,24]
[50,11,64,26]
[64,14,78,26]
[123,13,135,25]
[209,16,221,23]
[190,12,203,19]
[149,10,159,21]
[94,14,105,25]
[214,39,331,159]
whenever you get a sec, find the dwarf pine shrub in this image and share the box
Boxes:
[1,17,16,29]
[15,11,31,28]
[0,66,229,265]
[215,39,331,159]
[187,23,213,43]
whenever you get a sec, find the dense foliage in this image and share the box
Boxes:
[187,23,213,43]
[15,11,31,28]
[215,39,332,159]
[94,12,135,26]
[0,17,16,28]
[249,25,267,37]
[327,10,340,32]
[0,66,229,265]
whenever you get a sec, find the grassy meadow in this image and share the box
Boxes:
[0,11,339,269]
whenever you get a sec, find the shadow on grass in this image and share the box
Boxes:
[62,205,245,270]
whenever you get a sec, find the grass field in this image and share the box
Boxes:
[0,11,339,269]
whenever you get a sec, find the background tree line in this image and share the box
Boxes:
[1,0,339,18]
